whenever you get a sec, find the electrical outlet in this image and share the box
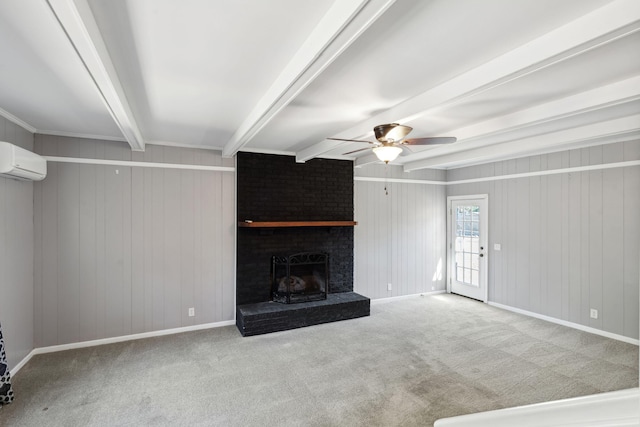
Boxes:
[590,308,598,319]
[387,283,392,291]
[188,307,195,317]
[494,244,501,251]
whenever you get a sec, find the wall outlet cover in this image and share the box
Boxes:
[590,308,598,319]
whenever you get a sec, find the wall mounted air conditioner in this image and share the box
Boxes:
[0,141,47,181]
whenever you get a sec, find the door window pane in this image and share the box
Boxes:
[453,203,482,286]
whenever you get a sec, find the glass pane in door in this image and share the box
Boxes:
[454,205,481,287]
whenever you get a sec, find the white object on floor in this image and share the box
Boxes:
[434,388,640,427]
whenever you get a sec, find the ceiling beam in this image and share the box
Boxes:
[296,139,354,163]
[401,76,640,168]
[403,115,640,171]
[316,0,640,158]
[222,0,397,158]
[46,0,145,151]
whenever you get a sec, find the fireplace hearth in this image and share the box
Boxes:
[272,252,328,304]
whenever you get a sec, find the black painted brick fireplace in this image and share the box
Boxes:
[236,152,369,335]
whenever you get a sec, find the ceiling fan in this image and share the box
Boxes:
[328,123,456,163]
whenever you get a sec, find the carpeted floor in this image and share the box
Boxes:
[0,294,637,426]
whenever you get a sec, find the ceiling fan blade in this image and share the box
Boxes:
[327,137,375,144]
[342,147,373,155]
[403,137,457,145]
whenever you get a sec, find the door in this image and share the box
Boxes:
[447,196,488,302]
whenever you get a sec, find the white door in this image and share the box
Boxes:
[447,196,488,302]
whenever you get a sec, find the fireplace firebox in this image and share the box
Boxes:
[271,252,329,304]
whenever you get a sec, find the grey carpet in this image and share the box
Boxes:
[0,294,637,426]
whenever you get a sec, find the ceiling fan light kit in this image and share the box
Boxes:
[330,122,457,164]
[373,145,403,163]
[374,123,412,143]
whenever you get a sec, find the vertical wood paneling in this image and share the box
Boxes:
[33,142,43,348]
[567,150,582,324]
[193,166,203,324]
[567,183,581,324]
[221,171,236,321]
[623,165,640,338]
[538,156,549,315]
[602,168,624,334]
[0,119,35,369]
[78,144,97,341]
[94,147,107,340]
[546,155,562,319]
[121,164,133,336]
[41,161,59,346]
[180,150,196,326]
[150,147,165,330]
[211,170,224,322]
[492,162,504,303]
[33,137,236,347]
[579,148,591,325]
[57,144,80,343]
[515,165,530,309]
[354,173,446,300]
[601,145,625,335]
[446,140,639,340]
[505,160,518,307]
[588,160,604,330]
[141,155,154,331]
[528,171,541,314]
[130,152,145,334]
[560,152,571,321]
[200,170,217,323]
[163,147,184,328]
[105,164,124,337]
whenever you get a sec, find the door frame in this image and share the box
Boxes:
[446,194,489,303]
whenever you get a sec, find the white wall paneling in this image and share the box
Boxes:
[354,165,447,299]
[447,141,640,339]
[33,136,235,347]
[15,135,639,354]
[0,116,35,370]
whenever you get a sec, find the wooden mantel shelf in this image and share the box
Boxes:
[238,220,357,228]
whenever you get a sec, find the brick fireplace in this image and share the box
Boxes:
[235,152,370,336]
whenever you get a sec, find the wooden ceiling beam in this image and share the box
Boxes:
[223,0,397,158]
[47,0,145,151]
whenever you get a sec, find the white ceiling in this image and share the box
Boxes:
[0,0,638,170]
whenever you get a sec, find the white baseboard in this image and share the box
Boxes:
[488,301,639,346]
[9,348,37,376]
[370,290,446,305]
[10,319,236,376]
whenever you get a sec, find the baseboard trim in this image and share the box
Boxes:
[9,349,37,377]
[488,301,639,346]
[10,319,236,376]
[371,290,446,305]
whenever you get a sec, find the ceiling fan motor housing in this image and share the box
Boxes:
[374,123,413,143]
